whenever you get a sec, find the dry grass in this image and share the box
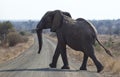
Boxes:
[0,35,34,63]
[96,35,120,74]
[96,53,120,75]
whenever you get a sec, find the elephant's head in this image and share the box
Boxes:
[36,10,71,54]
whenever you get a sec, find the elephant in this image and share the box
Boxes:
[36,10,112,73]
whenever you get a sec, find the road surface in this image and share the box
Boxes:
[0,35,102,77]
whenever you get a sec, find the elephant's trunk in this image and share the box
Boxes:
[36,29,42,54]
[36,19,44,54]
[36,14,49,54]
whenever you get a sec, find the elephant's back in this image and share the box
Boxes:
[76,18,97,35]
[61,19,96,51]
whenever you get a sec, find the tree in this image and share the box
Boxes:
[113,27,120,35]
[0,21,14,45]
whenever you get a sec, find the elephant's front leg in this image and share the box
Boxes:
[49,39,69,69]
[57,34,69,69]
[60,44,70,69]
[49,44,61,68]
[61,47,70,69]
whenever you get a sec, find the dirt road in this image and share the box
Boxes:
[0,35,102,77]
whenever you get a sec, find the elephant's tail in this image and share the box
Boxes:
[96,37,113,57]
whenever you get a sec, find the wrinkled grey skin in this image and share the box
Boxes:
[36,10,112,73]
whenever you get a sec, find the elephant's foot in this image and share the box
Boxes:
[97,65,104,73]
[80,67,87,70]
[49,63,56,68]
[61,65,70,69]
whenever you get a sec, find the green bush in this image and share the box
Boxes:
[19,31,26,36]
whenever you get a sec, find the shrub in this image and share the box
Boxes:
[7,32,29,47]
[0,21,14,40]
[7,32,22,46]
[94,42,102,52]
[19,31,26,36]
[104,38,113,47]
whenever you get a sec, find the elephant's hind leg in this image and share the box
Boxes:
[88,45,104,73]
[89,54,104,73]
[80,53,88,70]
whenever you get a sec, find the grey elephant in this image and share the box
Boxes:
[36,10,112,73]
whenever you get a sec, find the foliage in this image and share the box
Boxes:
[11,20,37,32]
[2,19,120,35]
[91,19,120,35]
[94,42,102,52]
[0,21,29,47]
[19,31,26,36]
[0,21,13,34]
[0,21,14,41]
[7,32,28,46]
[7,32,22,46]
[10,19,120,35]
[104,38,113,47]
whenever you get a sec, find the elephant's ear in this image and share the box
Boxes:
[51,11,63,32]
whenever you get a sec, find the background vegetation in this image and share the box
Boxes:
[0,21,28,47]
[0,19,120,47]
[2,19,120,35]
[91,19,120,35]
[0,19,120,54]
